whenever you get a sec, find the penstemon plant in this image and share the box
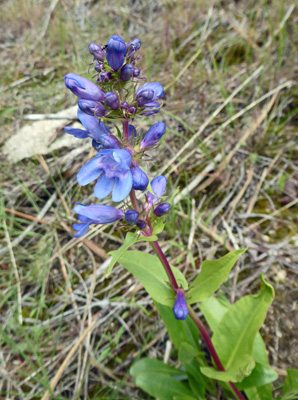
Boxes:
[64,35,284,400]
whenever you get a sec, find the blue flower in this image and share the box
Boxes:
[73,203,124,237]
[77,149,133,202]
[65,73,105,102]
[78,99,106,117]
[131,165,149,191]
[173,289,188,320]
[120,64,134,81]
[104,92,119,110]
[140,122,166,149]
[64,109,120,149]
[154,203,171,217]
[136,82,164,107]
[140,101,161,116]
[147,175,167,205]
[125,210,139,225]
[106,35,126,71]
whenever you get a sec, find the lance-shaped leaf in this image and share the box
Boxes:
[118,251,187,306]
[106,232,158,277]
[188,249,246,304]
[200,276,274,382]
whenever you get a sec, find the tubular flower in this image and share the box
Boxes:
[131,165,149,191]
[136,82,164,107]
[147,175,167,205]
[77,149,133,202]
[120,64,134,81]
[106,35,126,71]
[64,109,120,149]
[78,99,106,117]
[65,73,105,101]
[104,92,119,110]
[173,288,189,320]
[140,122,166,149]
[73,204,124,237]
[140,101,161,116]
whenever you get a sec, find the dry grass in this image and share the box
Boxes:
[1,0,298,398]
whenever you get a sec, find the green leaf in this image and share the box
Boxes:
[156,302,200,351]
[130,358,184,378]
[188,249,247,304]
[282,369,298,399]
[178,342,200,364]
[118,251,187,306]
[135,373,196,400]
[183,358,211,399]
[236,363,278,389]
[211,276,274,373]
[152,218,165,235]
[245,384,273,400]
[201,355,255,382]
[200,296,270,366]
[106,232,158,277]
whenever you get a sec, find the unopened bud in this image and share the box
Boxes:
[154,203,170,217]
[104,92,119,110]
[125,210,139,225]
[88,43,104,61]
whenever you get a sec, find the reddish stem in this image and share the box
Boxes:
[188,309,247,400]
[123,120,129,142]
[151,241,179,291]
[129,189,140,213]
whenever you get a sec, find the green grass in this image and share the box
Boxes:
[1,0,298,398]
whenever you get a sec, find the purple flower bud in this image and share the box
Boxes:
[99,71,112,82]
[154,203,171,217]
[133,68,140,77]
[131,166,149,191]
[121,101,129,110]
[125,210,139,225]
[120,64,134,81]
[94,63,103,72]
[136,82,164,106]
[140,101,161,116]
[136,89,154,106]
[104,92,119,110]
[65,73,105,102]
[127,38,141,57]
[78,99,106,117]
[128,106,136,114]
[88,43,104,61]
[148,176,167,204]
[140,122,166,149]
[137,220,146,229]
[173,289,188,320]
[106,35,126,71]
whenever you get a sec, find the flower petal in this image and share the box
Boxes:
[73,223,90,238]
[94,174,115,199]
[77,158,102,186]
[112,173,133,202]
[64,126,89,139]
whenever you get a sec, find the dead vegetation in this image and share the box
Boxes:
[0,0,298,398]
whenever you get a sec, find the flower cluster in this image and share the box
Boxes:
[65,35,171,239]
